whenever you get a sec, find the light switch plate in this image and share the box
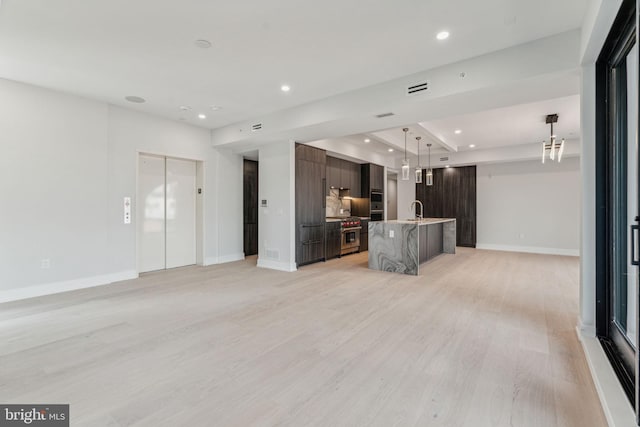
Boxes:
[389,230,395,238]
[124,197,131,224]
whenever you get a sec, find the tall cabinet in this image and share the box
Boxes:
[416,165,476,247]
[358,163,385,221]
[295,144,327,266]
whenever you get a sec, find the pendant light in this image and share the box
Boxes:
[401,128,410,180]
[426,143,433,186]
[541,114,565,163]
[415,136,422,183]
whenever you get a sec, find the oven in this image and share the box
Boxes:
[370,212,383,222]
[339,217,362,255]
[341,226,361,255]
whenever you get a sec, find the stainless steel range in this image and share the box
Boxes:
[340,217,361,255]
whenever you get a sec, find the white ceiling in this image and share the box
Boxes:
[314,131,449,163]
[419,95,581,150]
[0,0,587,129]
[312,95,581,164]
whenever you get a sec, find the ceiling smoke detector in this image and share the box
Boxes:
[194,39,212,49]
[125,96,146,103]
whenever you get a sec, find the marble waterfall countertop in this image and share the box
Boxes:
[385,218,456,225]
[368,218,456,275]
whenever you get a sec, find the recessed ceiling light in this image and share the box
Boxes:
[388,148,394,152]
[179,105,191,111]
[281,85,291,92]
[125,96,145,103]
[454,129,462,134]
[445,165,451,168]
[469,144,476,148]
[198,113,206,119]
[364,138,371,143]
[436,31,450,41]
[194,39,212,49]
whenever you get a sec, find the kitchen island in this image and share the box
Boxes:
[368,218,456,275]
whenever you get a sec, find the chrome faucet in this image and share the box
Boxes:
[410,200,423,220]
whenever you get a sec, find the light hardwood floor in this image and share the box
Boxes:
[0,248,606,426]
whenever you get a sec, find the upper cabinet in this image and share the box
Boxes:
[361,163,384,195]
[326,156,361,198]
[326,156,341,193]
[371,164,384,192]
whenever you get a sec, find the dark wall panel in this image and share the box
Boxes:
[416,165,476,247]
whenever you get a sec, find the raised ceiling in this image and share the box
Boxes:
[310,95,581,166]
[0,0,587,129]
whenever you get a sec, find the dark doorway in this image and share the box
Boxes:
[243,160,259,256]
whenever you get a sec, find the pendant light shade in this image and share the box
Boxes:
[415,136,422,183]
[426,143,433,186]
[401,128,410,180]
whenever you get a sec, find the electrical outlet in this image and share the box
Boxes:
[389,230,395,238]
[41,259,51,269]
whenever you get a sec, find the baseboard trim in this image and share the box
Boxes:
[256,258,297,272]
[203,253,245,266]
[576,327,635,427]
[476,243,579,257]
[0,270,139,304]
[578,317,597,338]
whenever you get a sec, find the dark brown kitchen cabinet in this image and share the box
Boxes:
[296,144,327,266]
[416,165,476,247]
[326,156,341,194]
[243,159,259,256]
[370,164,384,192]
[326,156,361,197]
[359,219,369,252]
[341,161,361,198]
[361,163,385,195]
[325,221,341,260]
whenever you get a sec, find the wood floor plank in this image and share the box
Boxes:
[0,249,607,426]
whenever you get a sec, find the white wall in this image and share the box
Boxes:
[477,158,580,255]
[257,141,296,272]
[396,176,416,221]
[0,78,244,301]
[0,79,110,290]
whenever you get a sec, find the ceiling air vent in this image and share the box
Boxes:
[251,123,262,132]
[375,112,395,118]
[439,156,449,162]
[406,80,430,96]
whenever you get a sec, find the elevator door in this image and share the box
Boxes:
[166,158,196,269]
[138,154,196,273]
